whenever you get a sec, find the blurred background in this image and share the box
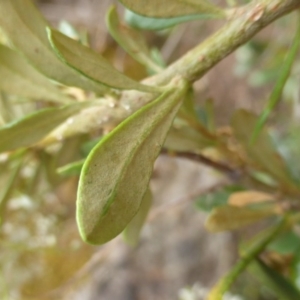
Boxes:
[1,0,299,299]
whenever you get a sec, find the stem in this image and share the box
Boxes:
[42,0,300,145]
[206,216,287,300]
[153,0,300,85]
[161,149,238,178]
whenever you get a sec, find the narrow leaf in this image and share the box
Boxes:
[0,0,107,94]
[119,0,225,18]
[164,124,212,152]
[106,6,162,73]
[231,110,298,193]
[0,102,92,153]
[251,16,300,142]
[268,230,300,255]
[0,44,70,103]
[228,191,274,207]
[123,188,152,246]
[77,80,189,245]
[47,28,160,93]
[125,8,221,31]
[0,155,23,226]
[205,205,276,232]
[249,259,300,300]
[57,159,85,177]
[208,218,287,300]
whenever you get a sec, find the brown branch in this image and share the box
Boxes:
[161,149,241,180]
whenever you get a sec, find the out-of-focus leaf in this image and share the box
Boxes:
[228,190,275,207]
[0,0,106,94]
[196,186,243,212]
[124,8,222,31]
[0,45,71,104]
[0,154,23,226]
[164,124,212,152]
[123,188,152,246]
[106,7,162,73]
[252,18,300,142]
[81,137,103,156]
[249,259,300,300]
[196,190,230,212]
[208,218,287,300]
[0,102,93,153]
[203,98,215,132]
[57,159,85,177]
[119,0,225,18]
[231,110,298,193]
[268,231,300,255]
[47,28,159,93]
[178,89,214,139]
[179,89,198,120]
[77,80,189,245]
[205,205,276,232]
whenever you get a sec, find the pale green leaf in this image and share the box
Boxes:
[164,124,212,152]
[77,80,189,245]
[0,44,71,104]
[231,110,298,193]
[125,8,221,31]
[57,159,85,177]
[0,0,107,94]
[205,205,275,232]
[47,28,160,93]
[106,6,162,73]
[123,188,152,246]
[0,102,92,153]
[119,0,225,18]
[0,154,23,226]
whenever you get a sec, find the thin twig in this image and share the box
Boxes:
[161,148,241,180]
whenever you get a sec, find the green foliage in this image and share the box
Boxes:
[77,82,189,244]
[0,45,70,104]
[1,0,300,299]
[124,8,220,31]
[0,0,105,93]
[123,188,152,246]
[47,28,159,92]
[119,0,225,18]
[106,6,163,72]
[0,102,93,153]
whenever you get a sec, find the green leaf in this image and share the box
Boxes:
[77,80,189,245]
[0,0,107,94]
[208,218,287,300]
[124,8,221,31]
[57,159,85,177]
[195,188,236,212]
[123,188,152,246]
[231,110,298,193]
[164,123,212,152]
[119,0,225,18]
[0,45,70,104]
[0,102,92,153]
[251,16,300,143]
[47,28,160,93]
[268,230,300,255]
[106,6,162,73]
[250,259,300,300]
[0,154,23,226]
[205,205,275,232]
